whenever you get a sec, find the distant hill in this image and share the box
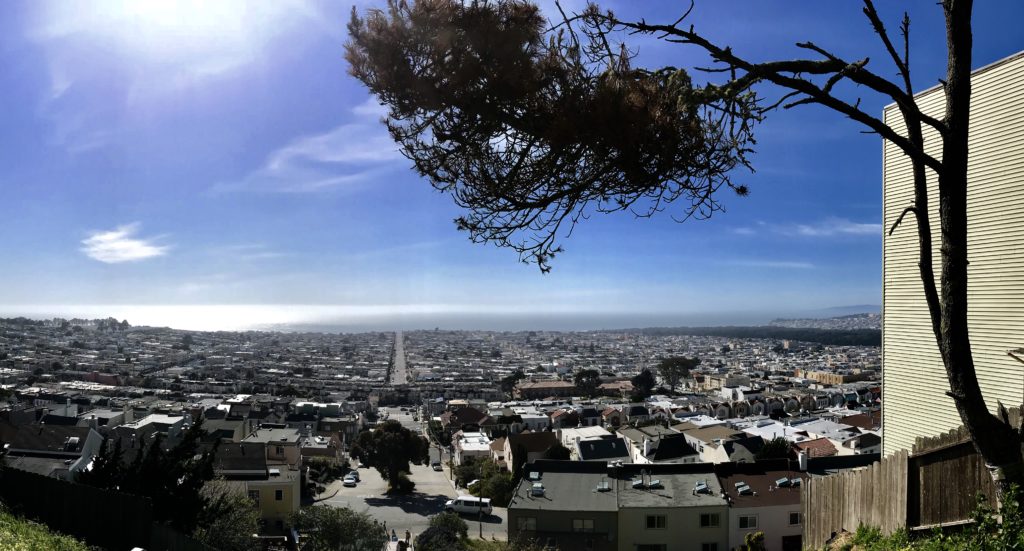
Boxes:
[769,312,880,331]
[815,305,881,316]
[611,325,880,346]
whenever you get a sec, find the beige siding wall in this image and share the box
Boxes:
[617,506,729,551]
[883,52,1024,455]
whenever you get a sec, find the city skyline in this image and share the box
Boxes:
[2,1,1022,330]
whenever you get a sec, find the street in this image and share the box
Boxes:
[389,331,407,386]
[321,408,508,541]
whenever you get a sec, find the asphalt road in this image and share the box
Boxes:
[389,331,407,386]
[322,408,508,541]
[321,451,508,541]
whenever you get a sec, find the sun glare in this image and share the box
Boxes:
[38,0,310,73]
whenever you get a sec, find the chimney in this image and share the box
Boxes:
[643,437,652,457]
[89,415,98,430]
[798,451,808,471]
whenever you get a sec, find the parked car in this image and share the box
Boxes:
[431,461,443,472]
[467,479,480,488]
[347,470,360,482]
[342,475,358,487]
[444,496,492,516]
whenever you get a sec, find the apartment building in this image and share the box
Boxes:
[616,465,729,551]
[882,51,1024,455]
[507,462,619,551]
[717,465,806,551]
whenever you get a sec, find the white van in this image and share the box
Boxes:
[444,496,493,516]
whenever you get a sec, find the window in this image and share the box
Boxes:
[701,544,719,551]
[700,513,720,527]
[645,515,666,529]
[517,517,536,531]
[789,512,802,525]
[573,519,594,533]
[739,515,758,529]
[247,490,259,502]
[275,445,284,455]
[275,489,283,501]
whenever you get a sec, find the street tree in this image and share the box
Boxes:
[78,419,219,533]
[347,0,1021,496]
[500,369,526,399]
[573,368,602,397]
[631,368,657,400]
[292,506,383,551]
[755,437,792,460]
[194,481,260,551]
[349,420,430,493]
[657,357,700,392]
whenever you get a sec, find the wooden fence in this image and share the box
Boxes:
[802,411,1020,549]
[801,449,909,549]
[0,467,214,551]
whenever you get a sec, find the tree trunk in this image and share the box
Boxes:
[937,0,1023,502]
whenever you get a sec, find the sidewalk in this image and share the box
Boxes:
[313,479,341,503]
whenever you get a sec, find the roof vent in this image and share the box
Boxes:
[776,477,791,487]
[530,483,545,497]
[694,481,710,494]
[737,484,753,495]
[648,479,663,489]
[595,480,611,492]
[631,479,645,490]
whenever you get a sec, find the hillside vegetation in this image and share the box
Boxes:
[0,506,94,551]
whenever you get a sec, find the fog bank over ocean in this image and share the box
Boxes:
[0,304,879,333]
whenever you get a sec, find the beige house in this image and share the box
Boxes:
[215,442,302,535]
[504,432,558,472]
[717,467,806,551]
[242,425,304,466]
[616,466,729,551]
[882,51,1024,455]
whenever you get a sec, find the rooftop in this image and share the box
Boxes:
[509,465,618,513]
[243,426,302,445]
[716,466,806,508]
[616,466,726,509]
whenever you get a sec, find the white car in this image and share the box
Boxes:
[342,475,357,487]
[347,470,360,482]
[444,496,492,516]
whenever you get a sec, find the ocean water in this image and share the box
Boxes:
[0,303,825,333]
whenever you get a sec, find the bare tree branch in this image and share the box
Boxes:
[887,205,918,236]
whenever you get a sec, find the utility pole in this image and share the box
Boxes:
[478,488,484,538]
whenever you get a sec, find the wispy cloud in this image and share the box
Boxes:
[81,223,168,263]
[723,259,815,270]
[792,218,881,237]
[28,1,335,153]
[731,218,880,238]
[212,98,403,193]
[209,243,288,261]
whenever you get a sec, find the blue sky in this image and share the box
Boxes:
[1,1,1022,330]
